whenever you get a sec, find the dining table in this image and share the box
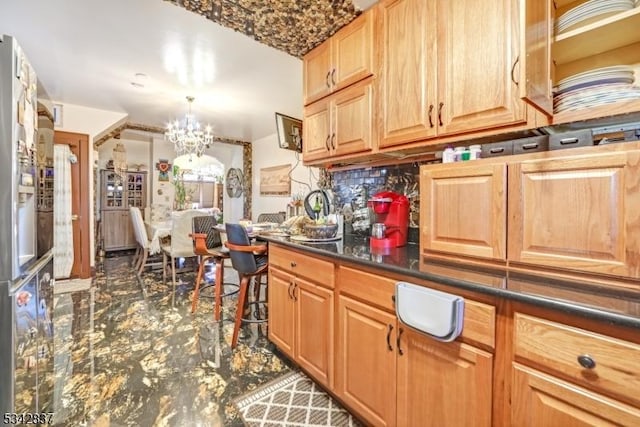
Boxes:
[145,219,172,255]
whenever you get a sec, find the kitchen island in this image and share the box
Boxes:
[262,234,640,427]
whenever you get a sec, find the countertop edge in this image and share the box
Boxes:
[264,237,640,330]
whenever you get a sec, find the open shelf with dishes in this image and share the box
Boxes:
[551,0,640,124]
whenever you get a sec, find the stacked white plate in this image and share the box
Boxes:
[555,0,635,34]
[553,65,639,113]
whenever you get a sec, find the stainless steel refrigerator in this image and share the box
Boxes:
[0,34,55,415]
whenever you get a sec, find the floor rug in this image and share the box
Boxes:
[234,371,362,427]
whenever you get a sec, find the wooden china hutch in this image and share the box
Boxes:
[100,169,147,252]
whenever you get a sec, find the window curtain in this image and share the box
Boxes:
[54,144,74,279]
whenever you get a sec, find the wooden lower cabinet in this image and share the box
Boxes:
[267,245,640,427]
[512,364,640,426]
[267,266,333,388]
[102,210,136,251]
[295,277,333,388]
[268,268,295,358]
[336,295,397,427]
[397,327,493,427]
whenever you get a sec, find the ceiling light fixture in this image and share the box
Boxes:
[165,96,213,160]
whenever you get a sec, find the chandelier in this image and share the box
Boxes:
[112,142,127,180]
[165,96,213,159]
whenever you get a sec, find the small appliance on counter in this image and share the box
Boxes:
[367,191,409,248]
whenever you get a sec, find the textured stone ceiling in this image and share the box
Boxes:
[164,0,362,58]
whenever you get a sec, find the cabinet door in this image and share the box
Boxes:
[508,150,640,278]
[267,268,295,358]
[123,211,137,248]
[378,0,437,148]
[303,41,332,105]
[397,327,493,427]
[295,278,333,388]
[333,78,374,158]
[421,162,507,260]
[512,364,640,426]
[102,211,131,251]
[303,99,331,162]
[126,172,146,209]
[336,296,396,427]
[519,0,553,116]
[332,7,374,92]
[101,170,125,209]
[436,0,525,135]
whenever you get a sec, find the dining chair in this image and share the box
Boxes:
[129,206,157,275]
[257,212,286,224]
[224,223,269,349]
[191,216,238,320]
[162,210,209,298]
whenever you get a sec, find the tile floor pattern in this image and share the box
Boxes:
[235,372,362,427]
[52,254,295,426]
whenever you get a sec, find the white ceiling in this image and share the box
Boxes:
[0,0,304,142]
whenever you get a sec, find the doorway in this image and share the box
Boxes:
[54,131,91,279]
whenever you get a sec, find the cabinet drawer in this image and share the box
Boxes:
[514,313,640,405]
[269,245,335,288]
[339,266,396,312]
[339,266,496,349]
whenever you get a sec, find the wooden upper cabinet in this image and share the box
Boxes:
[519,0,553,116]
[332,78,374,158]
[303,99,331,161]
[508,148,640,279]
[378,0,437,148]
[436,0,525,136]
[551,0,640,124]
[420,162,507,261]
[303,42,333,105]
[379,0,526,148]
[304,78,374,164]
[303,9,374,106]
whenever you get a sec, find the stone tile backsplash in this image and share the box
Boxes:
[330,163,423,243]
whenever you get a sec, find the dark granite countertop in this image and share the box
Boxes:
[261,234,640,330]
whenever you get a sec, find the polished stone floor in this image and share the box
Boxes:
[52,254,292,426]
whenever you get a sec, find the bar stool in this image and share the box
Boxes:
[190,216,238,321]
[224,223,269,349]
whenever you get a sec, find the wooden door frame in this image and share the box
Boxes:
[54,131,91,279]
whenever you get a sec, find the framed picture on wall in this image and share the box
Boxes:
[275,113,302,153]
[260,164,291,196]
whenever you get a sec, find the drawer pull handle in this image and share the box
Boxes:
[521,143,539,150]
[397,327,404,356]
[386,324,394,351]
[577,354,596,369]
[326,71,331,88]
[489,147,505,154]
[560,137,579,145]
[438,102,444,127]
[291,261,297,268]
